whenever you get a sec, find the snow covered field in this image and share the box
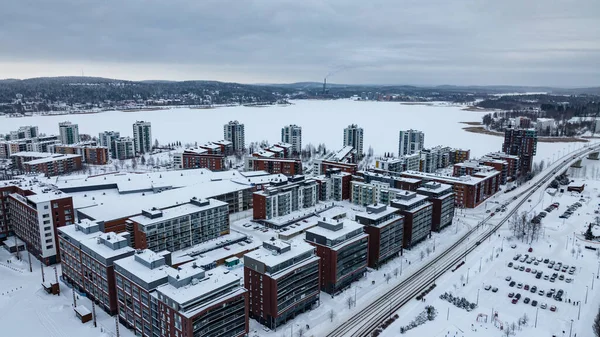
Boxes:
[0,100,575,163]
[375,156,600,337]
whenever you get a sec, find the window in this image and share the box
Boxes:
[45,239,52,243]
[43,220,50,225]
[44,205,49,210]
[42,214,49,218]
[53,203,58,209]
[46,245,53,250]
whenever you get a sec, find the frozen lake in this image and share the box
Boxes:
[0,100,588,163]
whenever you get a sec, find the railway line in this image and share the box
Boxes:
[326,144,598,337]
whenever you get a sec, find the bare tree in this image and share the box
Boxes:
[593,306,600,337]
[385,273,392,284]
[394,268,399,278]
[504,324,512,337]
[132,157,138,170]
[521,313,529,326]
[297,327,305,337]
[510,322,517,333]
[328,309,336,322]
[420,250,425,261]
[346,296,354,309]
[426,246,432,256]
[571,247,576,257]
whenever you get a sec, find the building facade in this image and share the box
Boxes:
[128,198,230,252]
[224,120,245,153]
[114,137,136,160]
[245,157,302,176]
[281,124,302,155]
[99,131,121,158]
[244,240,320,329]
[416,182,455,232]
[59,121,80,145]
[398,129,425,156]
[343,124,364,160]
[355,204,404,269]
[391,191,433,249]
[305,218,369,294]
[181,150,225,171]
[133,121,153,154]
[252,176,318,221]
[502,128,537,176]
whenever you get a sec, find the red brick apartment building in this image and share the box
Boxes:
[246,157,302,175]
[305,218,369,294]
[181,150,225,171]
[315,159,358,176]
[2,183,74,265]
[244,239,320,329]
[416,182,455,232]
[58,223,134,314]
[401,170,501,209]
[354,204,404,269]
[390,191,433,248]
[53,144,109,165]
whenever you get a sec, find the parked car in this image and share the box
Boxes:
[524,284,530,290]
[492,287,498,293]
[532,300,538,307]
[566,278,573,283]
[512,298,518,304]
[543,259,550,263]
[508,292,515,298]
[550,305,557,312]
[531,286,537,293]
[511,244,517,249]
[517,283,523,289]
[506,276,512,281]
[538,290,544,296]
[509,281,516,287]
[515,293,522,300]
[508,262,514,267]
[524,297,531,304]
[526,268,531,272]
[544,275,550,280]
[484,285,492,290]
[541,303,547,309]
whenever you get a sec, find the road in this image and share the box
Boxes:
[325,144,599,337]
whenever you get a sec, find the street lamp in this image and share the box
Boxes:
[586,286,589,304]
[569,319,573,337]
[467,268,470,284]
[476,289,480,305]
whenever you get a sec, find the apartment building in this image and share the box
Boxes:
[449,148,470,164]
[8,188,74,265]
[244,239,320,329]
[154,262,248,337]
[57,220,104,291]
[502,128,537,176]
[114,249,172,337]
[20,153,83,176]
[305,218,369,294]
[252,176,318,221]
[245,157,302,176]
[355,204,404,269]
[400,170,501,208]
[59,121,80,145]
[360,171,422,191]
[485,152,520,181]
[224,120,245,153]
[52,143,109,165]
[58,221,135,314]
[343,124,364,160]
[133,121,153,154]
[212,140,234,156]
[398,129,425,156]
[416,182,455,232]
[181,149,225,171]
[114,137,136,160]
[0,135,60,159]
[98,131,121,158]
[128,198,230,252]
[3,125,39,140]
[281,124,302,155]
[420,146,451,173]
[391,191,433,249]
[374,153,420,174]
[313,159,358,176]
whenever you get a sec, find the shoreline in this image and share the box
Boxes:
[462,126,589,143]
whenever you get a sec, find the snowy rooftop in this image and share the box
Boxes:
[58,221,102,244]
[417,181,453,194]
[10,151,54,158]
[25,154,81,165]
[156,264,242,316]
[391,190,429,207]
[77,179,250,222]
[403,170,487,186]
[113,250,171,285]
[305,218,365,244]
[244,239,315,269]
[333,146,354,161]
[354,204,399,221]
[80,232,134,262]
[129,199,227,227]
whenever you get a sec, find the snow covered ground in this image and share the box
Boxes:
[374,156,600,337]
[0,99,577,163]
[0,249,135,337]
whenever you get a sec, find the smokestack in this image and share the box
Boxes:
[323,78,327,94]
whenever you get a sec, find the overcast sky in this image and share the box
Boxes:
[1,0,599,86]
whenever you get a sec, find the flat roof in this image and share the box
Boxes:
[355,205,399,221]
[305,219,364,243]
[417,182,453,194]
[157,265,242,312]
[10,151,54,158]
[244,240,314,269]
[402,170,486,186]
[80,232,134,260]
[129,199,227,227]
[25,154,81,165]
[392,192,429,207]
[113,251,171,284]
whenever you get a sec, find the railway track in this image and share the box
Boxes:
[326,144,598,337]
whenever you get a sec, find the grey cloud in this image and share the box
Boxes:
[0,0,598,86]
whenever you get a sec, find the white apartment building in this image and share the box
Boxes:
[224,120,245,153]
[343,124,364,160]
[399,129,424,156]
[281,124,302,155]
[59,121,80,145]
[133,121,152,154]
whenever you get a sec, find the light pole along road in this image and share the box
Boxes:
[325,143,599,337]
